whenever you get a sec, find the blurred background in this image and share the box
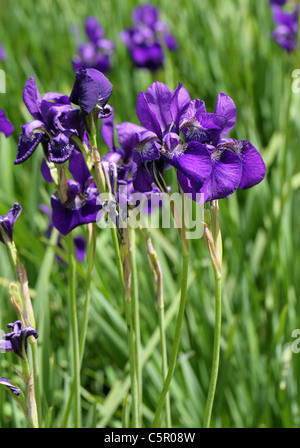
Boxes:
[0,0,300,428]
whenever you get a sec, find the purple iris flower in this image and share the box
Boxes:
[72,16,114,74]
[0,108,14,137]
[40,203,86,262]
[271,4,299,52]
[0,377,21,396]
[0,320,38,359]
[0,43,6,61]
[120,4,177,71]
[15,77,82,165]
[127,81,212,194]
[70,67,113,116]
[50,150,102,235]
[0,203,22,245]
[180,92,266,202]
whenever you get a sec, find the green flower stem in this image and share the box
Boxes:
[146,233,171,428]
[129,226,142,427]
[122,227,139,427]
[68,232,81,428]
[152,246,189,427]
[203,274,222,428]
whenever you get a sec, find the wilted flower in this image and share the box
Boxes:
[0,108,14,137]
[120,3,177,71]
[0,203,22,245]
[0,320,38,359]
[15,77,82,165]
[72,16,114,74]
[0,377,21,396]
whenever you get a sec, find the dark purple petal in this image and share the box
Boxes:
[162,140,212,191]
[200,148,242,202]
[14,130,44,164]
[214,92,237,138]
[0,378,21,396]
[132,162,155,193]
[41,159,53,183]
[51,191,101,235]
[169,82,191,134]
[0,203,22,245]
[101,108,115,151]
[222,140,266,189]
[142,81,173,134]
[136,89,163,137]
[0,109,14,137]
[116,121,147,162]
[42,92,71,105]
[46,132,75,164]
[182,113,227,144]
[68,150,91,189]
[1,320,38,359]
[69,67,113,115]
[164,33,177,51]
[85,16,104,46]
[74,235,86,262]
[131,42,164,70]
[22,77,41,120]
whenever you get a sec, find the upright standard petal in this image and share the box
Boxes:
[214,92,237,138]
[69,67,113,115]
[85,16,104,46]
[22,77,41,120]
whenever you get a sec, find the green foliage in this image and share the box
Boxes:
[0,0,300,428]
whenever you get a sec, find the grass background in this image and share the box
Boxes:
[0,0,300,428]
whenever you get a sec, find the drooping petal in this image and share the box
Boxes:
[162,140,212,191]
[0,320,38,359]
[74,235,86,262]
[223,140,266,189]
[200,148,242,202]
[14,129,44,164]
[68,149,91,189]
[22,77,41,120]
[182,113,227,144]
[0,108,14,137]
[0,377,21,396]
[40,159,53,183]
[51,191,101,235]
[0,203,22,245]
[214,92,237,138]
[46,132,75,164]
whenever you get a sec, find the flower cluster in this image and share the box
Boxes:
[120,3,177,71]
[270,0,299,52]
[119,81,266,203]
[72,16,114,74]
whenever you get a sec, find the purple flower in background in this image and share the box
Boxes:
[271,3,299,52]
[50,150,102,235]
[0,377,21,396]
[0,321,38,359]
[0,43,6,61]
[70,67,113,116]
[15,77,82,165]
[0,203,22,245]
[120,3,177,70]
[270,0,286,5]
[0,108,14,137]
[72,16,114,74]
